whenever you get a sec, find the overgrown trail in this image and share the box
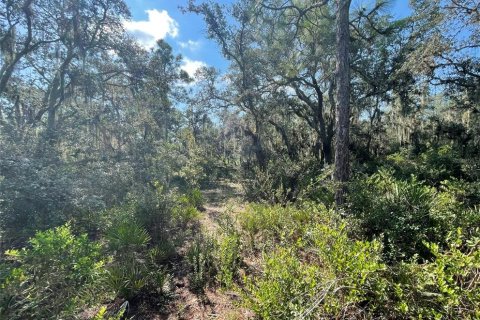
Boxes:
[200,181,244,234]
[164,181,252,320]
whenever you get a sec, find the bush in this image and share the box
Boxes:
[242,155,328,204]
[231,200,480,319]
[243,247,320,319]
[391,229,480,319]
[106,220,151,255]
[349,169,476,261]
[185,188,205,209]
[241,206,387,319]
[92,186,178,246]
[0,224,105,319]
[0,155,75,246]
[131,182,177,241]
[239,203,331,251]
[105,259,172,301]
[171,189,204,226]
[186,235,217,292]
[92,304,127,320]
[384,146,464,186]
[172,204,201,226]
[216,232,241,288]
[104,217,173,301]
[106,259,149,300]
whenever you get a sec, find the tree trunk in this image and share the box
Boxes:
[333,0,351,207]
[244,123,267,169]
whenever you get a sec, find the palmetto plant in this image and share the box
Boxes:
[106,221,151,254]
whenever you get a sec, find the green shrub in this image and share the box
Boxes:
[149,240,177,264]
[92,191,177,247]
[216,232,241,288]
[186,235,217,292]
[391,229,480,319]
[103,217,173,301]
[384,146,464,185]
[295,167,335,205]
[0,155,76,246]
[243,247,320,320]
[171,189,204,226]
[242,155,328,204]
[242,220,387,319]
[186,188,205,209]
[242,157,308,204]
[0,224,105,319]
[304,223,388,316]
[239,203,332,251]
[106,259,149,300]
[132,182,177,240]
[92,303,127,320]
[349,169,474,261]
[236,202,480,319]
[172,204,201,225]
[105,259,172,300]
[106,220,151,255]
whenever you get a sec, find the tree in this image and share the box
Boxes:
[333,0,351,206]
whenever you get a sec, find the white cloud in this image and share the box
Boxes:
[178,40,202,51]
[124,9,179,49]
[181,58,207,78]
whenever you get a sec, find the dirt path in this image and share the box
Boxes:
[164,181,252,320]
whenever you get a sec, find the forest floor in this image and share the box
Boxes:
[160,181,253,320]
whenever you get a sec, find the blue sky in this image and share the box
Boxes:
[124,0,411,77]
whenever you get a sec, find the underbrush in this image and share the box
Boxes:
[2,152,479,319]
[0,185,203,319]
[234,204,388,319]
[1,225,106,319]
[228,154,480,318]
[213,201,480,319]
[349,169,480,261]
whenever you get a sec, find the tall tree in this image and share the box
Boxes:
[333,0,351,206]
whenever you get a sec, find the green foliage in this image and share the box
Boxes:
[379,146,480,207]
[149,240,177,264]
[171,188,204,226]
[186,188,205,209]
[0,154,76,245]
[186,235,217,292]
[175,128,229,188]
[106,260,149,300]
[95,184,178,247]
[103,215,173,301]
[216,232,241,288]
[92,304,127,320]
[243,163,292,204]
[106,221,151,254]
[243,157,322,204]
[391,229,480,319]
[0,224,105,319]
[172,204,201,226]
[349,169,477,261]
[105,260,172,300]
[132,182,178,237]
[240,204,387,319]
[233,194,480,319]
[243,247,319,320]
[295,167,335,204]
[0,1,478,319]
[384,146,464,185]
[239,203,329,251]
